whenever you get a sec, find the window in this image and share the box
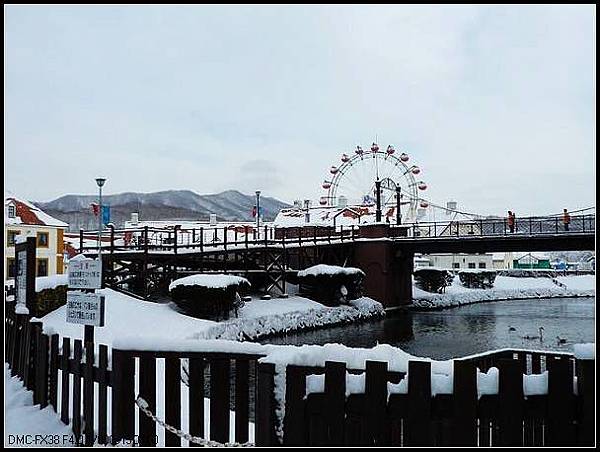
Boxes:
[468,263,476,269]
[37,232,49,248]
[479,263,487,269]
[7,258,16,278]
[8,204,16,218]
[452,262,460,269]
[37,258,48,277]
[7,230,20,247]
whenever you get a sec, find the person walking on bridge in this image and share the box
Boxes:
[507,210,515,233]
[562,208,571,231]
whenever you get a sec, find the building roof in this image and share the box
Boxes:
[5,197,68,228]
[514,252,550,261]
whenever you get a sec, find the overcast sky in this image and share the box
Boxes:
[5,5,595,216]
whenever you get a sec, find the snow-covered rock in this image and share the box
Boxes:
[297,264,364,278]
[169,274,250,291]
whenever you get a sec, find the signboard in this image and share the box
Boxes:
[68,258,102,289]
[16,250,28,307]
[66,292,105,326]
[14,237,36,315]
[102,205,111,225]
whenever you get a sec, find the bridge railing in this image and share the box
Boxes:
[75,214,595,254]
[402,214,595,239]
[76,224,362,254]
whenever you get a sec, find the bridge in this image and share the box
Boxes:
[79,213,595,308]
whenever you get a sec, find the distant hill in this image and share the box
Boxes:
[37,190,290,231]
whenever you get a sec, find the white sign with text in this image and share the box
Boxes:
[15,250,28,313]
[68,258,102,289]
[66,292,105,326]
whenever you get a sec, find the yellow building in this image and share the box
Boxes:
[5,197,68,281]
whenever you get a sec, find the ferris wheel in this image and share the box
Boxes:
[319,142,429,221]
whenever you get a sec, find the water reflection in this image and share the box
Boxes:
[261,297,595,360]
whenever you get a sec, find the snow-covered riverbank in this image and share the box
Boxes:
[39,289,384,345]
[411,275,595,309]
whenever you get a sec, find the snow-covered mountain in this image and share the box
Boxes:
[37,190,290,231]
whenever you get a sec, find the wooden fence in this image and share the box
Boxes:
[5,306,595,447]
[5,305,275,446]
[282,350,595,446]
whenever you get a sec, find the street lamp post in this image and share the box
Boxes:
[96,178,106,257]
[255,190,261,231]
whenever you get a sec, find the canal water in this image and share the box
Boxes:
[261,297,595,360]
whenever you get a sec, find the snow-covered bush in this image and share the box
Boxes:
[169,274,250,321]
[458,270,497,289]
[32,275,69,317]
[497,269,554,278]
[296,264,364,307]
[414,268,454,294]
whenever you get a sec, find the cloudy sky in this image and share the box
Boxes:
[5,5,595,216]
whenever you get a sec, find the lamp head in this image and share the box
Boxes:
[95,177,107,188]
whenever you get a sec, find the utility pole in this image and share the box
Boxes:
[396,186,402,225]
[375,180,382,222]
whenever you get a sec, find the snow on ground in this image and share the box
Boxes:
[4,365,73,447]
[412,275,595,309]
[38,289,383,345]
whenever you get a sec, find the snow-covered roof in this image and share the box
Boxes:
[5,197,68,228]
[273,200,464,228]
[273,204,401,227]
[514,252,550,261]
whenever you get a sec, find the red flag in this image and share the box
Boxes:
[90,203,100,216]
[251,205,257,218]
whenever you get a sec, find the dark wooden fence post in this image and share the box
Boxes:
[188,358,205,447]
[34,328,50,409]
[209,357,230,444]
[283,365,308,445]
[576,358,594,446]
[256,362,277,446]
[111,349,135,445]
[497,358,523,446]
[49,334,59,412]
[138,354,157,447]
[452,360,477,445]
[165,357,182,446]
[23,319,35,390]
[83,341,95,446]
[60,337,71,425]
[235,359,250,444]
[72,339,83,444]
[97,344,109,445]
[546,357,576,446]
[325,361,346,445]
[405,360,431,446]
[365,360,388,445]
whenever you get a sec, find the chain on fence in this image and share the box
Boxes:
[135,396,254,447]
